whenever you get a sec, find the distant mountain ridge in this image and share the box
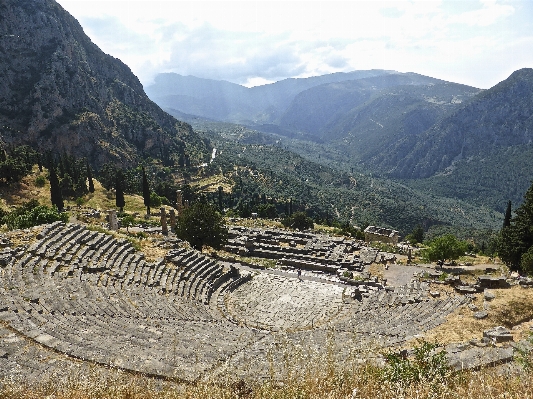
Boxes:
[0,0,208,167]
[144,70,394,124]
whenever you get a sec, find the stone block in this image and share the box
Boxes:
[484,290,496,300]
[474,311,488,320]
[483,326,513,343]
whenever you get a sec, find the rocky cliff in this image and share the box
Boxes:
[0,0,208,167]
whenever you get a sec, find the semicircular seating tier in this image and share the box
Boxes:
[0,222,467,382]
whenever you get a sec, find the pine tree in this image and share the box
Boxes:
[49,166,64,212]
[499,183,533,273]
[503,200,512,228]
[142,167,151,216]
[115,170,125,212]
[87,162,95,193]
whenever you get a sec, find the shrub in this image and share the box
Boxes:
[381,341,450,387]
[3,200,68,230]
[35,175,46,187]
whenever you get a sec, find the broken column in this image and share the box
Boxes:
[108,210,119,231]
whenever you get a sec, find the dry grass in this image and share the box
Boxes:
[368,263,385,280]
[191,173,234,193]
[1,361,532,399]
[421,286,533,345]
[0,166,52,209]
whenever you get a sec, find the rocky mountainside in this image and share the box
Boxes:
[0,0,208,167]
[373,68,533,179]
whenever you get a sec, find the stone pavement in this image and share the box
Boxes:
[225,273,345,331]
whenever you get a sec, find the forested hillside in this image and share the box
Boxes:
[198,124,501,237]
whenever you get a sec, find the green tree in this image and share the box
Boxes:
[256,203,278,219]
[406,224,424,245]
[499,182,533,273]
[115,170,125,212]
[423,234,467,266]
[142,167,151,216]
[120,214,135,232]
[282,211,314,231]
[174,202,228,251]
[49,167,64,212]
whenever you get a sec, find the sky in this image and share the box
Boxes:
[55,0,533,89]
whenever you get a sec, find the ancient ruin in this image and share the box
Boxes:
[364,226,399,245]
[0,222,525,383]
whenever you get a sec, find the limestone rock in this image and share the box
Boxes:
[474,311,488,320]
[484,290,496,300]
[0,0,208,167]
[483,326,513,343]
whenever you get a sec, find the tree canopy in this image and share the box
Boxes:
[282,211,314,231]
[174,202,228,251]
[423,234,467,265]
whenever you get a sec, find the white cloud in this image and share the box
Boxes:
[56,0,532,89]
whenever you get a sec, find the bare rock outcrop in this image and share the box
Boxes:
[0,0,208,166]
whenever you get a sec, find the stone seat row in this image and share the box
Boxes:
[336,293,466,345]
[17,223,242,307]
[0,225,261,380]
[227,226,361,255]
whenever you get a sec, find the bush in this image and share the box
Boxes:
[35,175,46,187]
[381,341,450,387]
[2,200,68,230]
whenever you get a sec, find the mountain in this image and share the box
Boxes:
[0,0,208,167]
[277,73,480,146]
[275,68,533,212]
[144,70,394,125]
[373,68,533,179]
